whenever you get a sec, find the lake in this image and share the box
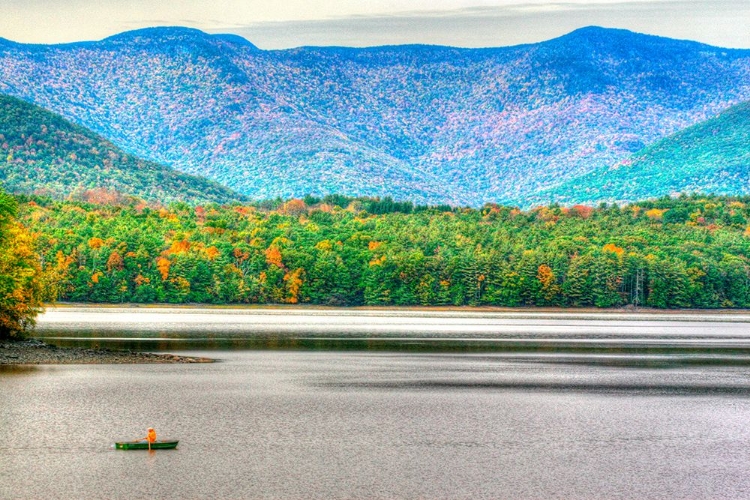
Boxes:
[3,307,750,499]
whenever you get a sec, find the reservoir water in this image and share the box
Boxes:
[3,308,750,499]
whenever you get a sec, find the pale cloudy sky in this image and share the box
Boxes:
[1,0,748,49]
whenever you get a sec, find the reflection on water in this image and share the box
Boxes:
[34,331,750,369]
[0,364,38,375]
[331,378,750,395]
[34,308,750,358]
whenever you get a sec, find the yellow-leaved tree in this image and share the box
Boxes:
[0,189,43,338]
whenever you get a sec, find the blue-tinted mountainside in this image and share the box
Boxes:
[0,26,748,206]
[533,100,750,205]
[0,94,242,204]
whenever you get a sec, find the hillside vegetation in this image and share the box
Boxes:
[21,194,750,309]
[0,188,41,338]
[536,101,750,204]
[1,27,749,206]
[0,95,242,205]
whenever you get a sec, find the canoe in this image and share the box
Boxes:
[115,440,179,450]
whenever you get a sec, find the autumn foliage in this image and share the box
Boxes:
[0,189,43,338]
[14,193,750,310]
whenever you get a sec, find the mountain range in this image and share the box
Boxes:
[0,26,749,206]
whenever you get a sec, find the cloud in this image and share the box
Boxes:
[208,1,750,49]
[0,0,747,49]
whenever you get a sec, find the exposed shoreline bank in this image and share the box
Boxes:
[0,339,214,365]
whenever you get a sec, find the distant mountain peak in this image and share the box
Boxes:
[102,26,212,45]
[566,26,627,37]
[552,25,664,47]
[105,26,205,39]
[556,25,729,52]
[100,27,259,51]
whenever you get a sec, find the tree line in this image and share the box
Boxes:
[11,191,749,313]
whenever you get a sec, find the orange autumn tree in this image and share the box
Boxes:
[537,264,561,304]
[156,257,171,280]
[0,189,43,338]
[284,268,305,304]
[265,246,283,268]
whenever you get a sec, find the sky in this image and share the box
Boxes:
[1,0,748,49]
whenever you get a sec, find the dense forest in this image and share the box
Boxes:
[17,192,750,309]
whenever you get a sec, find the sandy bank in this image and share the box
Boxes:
[0,339,214,365]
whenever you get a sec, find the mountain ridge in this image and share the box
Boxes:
[1,26,748,206]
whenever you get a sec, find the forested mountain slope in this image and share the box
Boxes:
[1,27,749,205]
[534,101,750,205]
[0,95,242,204]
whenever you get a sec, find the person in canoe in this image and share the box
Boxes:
[138,428,157,446]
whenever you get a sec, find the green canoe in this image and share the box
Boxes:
[115,440,179,450]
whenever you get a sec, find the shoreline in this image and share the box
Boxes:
[0,339,214,365]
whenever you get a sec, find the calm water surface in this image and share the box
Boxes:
[33,307,750,357]
[4,309,750,499]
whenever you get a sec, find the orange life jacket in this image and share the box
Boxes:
[147,430,157,443]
